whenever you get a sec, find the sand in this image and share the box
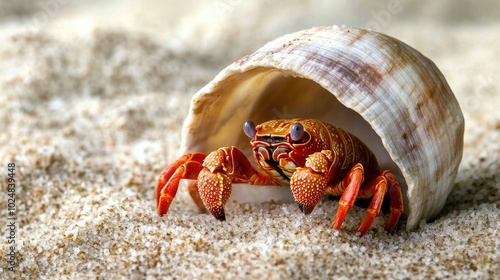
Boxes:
[0,1,499,279]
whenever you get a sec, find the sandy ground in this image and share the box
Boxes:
[0,1,499,279]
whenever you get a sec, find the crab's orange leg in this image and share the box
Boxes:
[187,181,205,212]
[380,171,403,233]
[156,153,207,216]
[355,170,403,235]
[355,174,387,235]
[330,163,365,231]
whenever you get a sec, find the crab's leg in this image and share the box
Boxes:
[197,146,279,221]
[385,172,404,232]
[357,170,404,233]
[355,170,403,235]
[156,153,206,216]
[329,163,365,231]
[187,181,205,212]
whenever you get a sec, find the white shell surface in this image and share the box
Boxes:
[180,26,464,230]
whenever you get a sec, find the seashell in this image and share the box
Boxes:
[179,26,464,230]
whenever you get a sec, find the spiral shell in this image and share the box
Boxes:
[180,26,464,230]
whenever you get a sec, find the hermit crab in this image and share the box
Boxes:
[156,26,464,235]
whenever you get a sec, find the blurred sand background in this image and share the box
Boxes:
[0,0,499,279]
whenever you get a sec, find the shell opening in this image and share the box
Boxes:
[182,67,408,215]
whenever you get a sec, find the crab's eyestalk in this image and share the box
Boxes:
[243,120,256,138]
[290,122,304,142]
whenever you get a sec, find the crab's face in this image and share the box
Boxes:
[243,118,327,184]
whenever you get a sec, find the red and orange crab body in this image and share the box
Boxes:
[156,118,403,235]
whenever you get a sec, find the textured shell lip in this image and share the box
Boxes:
[180,26,464,231]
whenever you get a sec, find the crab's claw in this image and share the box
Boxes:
[197,150,234,221]
[290,167,328,215]
[197,169,232,221]
[290,151,334,215]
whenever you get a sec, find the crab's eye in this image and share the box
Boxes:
[290,122,304,142]
[243,120,256,138]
